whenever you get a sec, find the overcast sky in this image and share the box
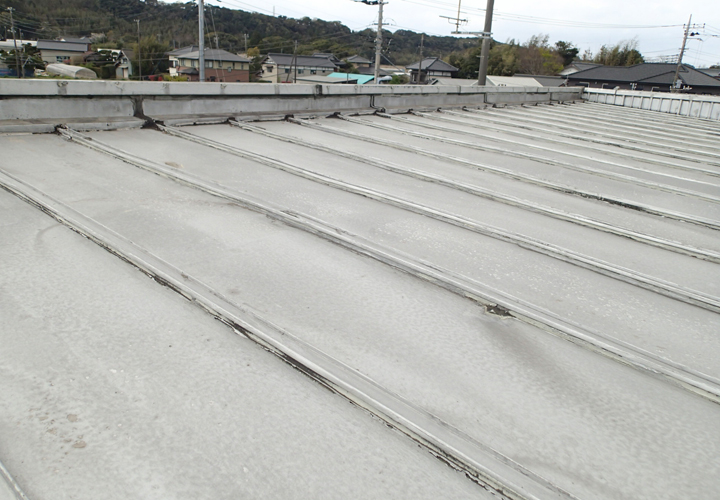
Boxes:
[181,0,720,67]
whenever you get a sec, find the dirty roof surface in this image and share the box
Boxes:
[1,102,720,500]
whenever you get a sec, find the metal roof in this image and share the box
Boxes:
[327,72,375,84]
[37,39,90,52]
[1,87,719,500]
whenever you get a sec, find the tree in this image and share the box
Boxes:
[593,39,644,66]
[517,34,563,75]
[554,41,579,67]
[488,41,519,76]
[390,74,409,84]
[131,36,170,78]
[0,49,45,75]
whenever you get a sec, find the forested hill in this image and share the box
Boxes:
[0,0,478,65]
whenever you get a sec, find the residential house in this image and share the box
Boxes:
[406,58,458,84]
[346,55,372,68]
[261,53,339,83]
[114,50,134,80]
[37,39,92,65]
[167,45,198,76]
[566,63,720,95]
[175,48,251,82]
[312,53,342,65]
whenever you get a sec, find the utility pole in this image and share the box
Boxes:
[135,19,142,81]
[374,0,385,84]
[293,40,298,83]
[198,0,206,82]
[354,1,387,84]
[671,15,703,92]
[244,33,249,54]
[7,8,21,78]
[418,33,425,84]
[477,0,495,86]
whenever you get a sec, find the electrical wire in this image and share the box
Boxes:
[397,0,683,29]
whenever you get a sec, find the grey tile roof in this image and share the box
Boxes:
[347,55,372,64]
[406,57,458,72]
[355,66,393,77]
[266,53,339,69]
[569,63,720,87]
[570,62,602,71]
[698,68,720,78]
[178,49,251,63]
[167,45,199,57]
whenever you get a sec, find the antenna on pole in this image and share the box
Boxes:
[354,0,387,84]
[445,0,494,85]
[439,0,467,34]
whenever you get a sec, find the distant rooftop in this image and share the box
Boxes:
[406,57,458,72]
[178,49,251,63]
[37,39,90,52]
[569,63,720,88]
[266,53,338,69]
[346,54,372,64]
[167,45,199,57]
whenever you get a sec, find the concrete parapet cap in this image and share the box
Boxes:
[1,79,580,99]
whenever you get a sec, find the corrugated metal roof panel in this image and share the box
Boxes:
[1,90,719,500]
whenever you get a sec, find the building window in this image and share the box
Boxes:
[284,68,290,73]
[311,69,317,75]
[266,66,274,72]
[56,56,65,63]
[228,67,232,73]
[298,69,304,74]
[206,60,213,68]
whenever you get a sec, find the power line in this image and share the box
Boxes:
[397,0,683,29]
